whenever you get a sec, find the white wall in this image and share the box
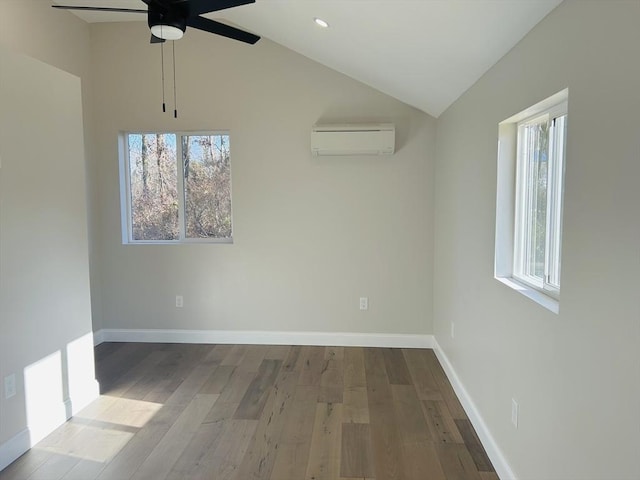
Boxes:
[0,47,98,466]
[90,22,435,338]
[0,0,102,332]
[433,1,640,479]
[0,1,97,466]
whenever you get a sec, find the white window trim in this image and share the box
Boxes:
[494,89,568,313]
[119,131,234,245]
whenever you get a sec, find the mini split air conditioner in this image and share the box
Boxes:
[310,123,395,156]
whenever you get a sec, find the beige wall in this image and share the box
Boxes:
[90,22,436,335]
[433,1,640,478]
[0,48,96,453]
[0,0,103,331]
[0,0,97,458]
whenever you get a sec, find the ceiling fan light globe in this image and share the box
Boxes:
[150,24,184,40]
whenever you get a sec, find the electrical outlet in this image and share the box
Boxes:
[176,295,184,308]
[359,297,368,311]
[4,374,16,399]
[511,398,519,428]
[451,322,455,338]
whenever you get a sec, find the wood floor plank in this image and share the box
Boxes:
[454,419,496,473]
[94,404,184,480]
[342,386,369,424]
[130,393,219,480]
[264,345,291,360]
[189,419,258,480]
[391,385,433,444]
[234,359,282,420]
[343,347,367,388]
[297,346,325,386]
[93,342,126,363]
[382,348,413,385]
[364,348,406,480]
[422,399,464,444]
[221,345,248,366]
[319,347,344,403]
[0,449,54,480]
[61,459,106,480]
[164,363,218,407]
[403,348,444,401]
[235,369,298,479]
[436,444,483,480]
[26,452,79,480]
[109,350,172,400]
[198,364,235,394]
[164,403,236,480]
[98,343,158,393]
[423,350,467,419]
[391,385,446,480]
[340,423,374,478]
[202,370,256,423]
[280,346,302,373]
[304,402,343,480]
[236,345,269,373]
[269,385,318,480]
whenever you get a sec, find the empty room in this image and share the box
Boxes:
[0,0,638,479]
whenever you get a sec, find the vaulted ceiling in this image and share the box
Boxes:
[52,0,562,117]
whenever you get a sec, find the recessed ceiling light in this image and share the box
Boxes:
[314,17,329,28]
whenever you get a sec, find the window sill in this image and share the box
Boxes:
[495,276,559,314]
[124,238,233,245]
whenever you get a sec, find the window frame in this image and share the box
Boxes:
[119,130,234,245]
[512,102,567,298]
[494,89,568,313]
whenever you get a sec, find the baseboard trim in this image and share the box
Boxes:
[0,388,99,473]
[433,338,517,480]
[94,328,433,349]
[0,429,30,472]
[93,329,104,346]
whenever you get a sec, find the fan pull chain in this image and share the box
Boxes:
[172,41,178,118]
[161,41,166,113]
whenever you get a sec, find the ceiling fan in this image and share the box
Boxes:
[53,0,260,44]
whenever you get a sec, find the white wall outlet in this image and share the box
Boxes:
[175,295,184,308]
[451,322,455,338]
[359,297,368,310]
[4,374,16,399]
[511,398,519,428]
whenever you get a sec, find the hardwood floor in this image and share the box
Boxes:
[0,343,499,480]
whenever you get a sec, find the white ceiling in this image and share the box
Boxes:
[52,0,562,117]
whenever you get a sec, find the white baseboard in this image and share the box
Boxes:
[94,328,433,349]
[93,329,104,346]
[433,338,517,480]
[0,386,99,473]
[0,429,30,472]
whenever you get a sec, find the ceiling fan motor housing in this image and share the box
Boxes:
[148,2,188,37]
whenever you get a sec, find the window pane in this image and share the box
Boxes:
[182,134,232,239]
[128,133,178,240]
[546,114,567,288]
[518,119,549,283]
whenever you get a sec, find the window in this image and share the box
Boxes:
[120,132,232,243]
[514,104,567,294]
[495,90,568,312]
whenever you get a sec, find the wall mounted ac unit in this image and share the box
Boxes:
[311,123,395,156]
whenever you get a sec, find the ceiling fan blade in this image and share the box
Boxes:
[150,34,166,44]
[52,5,147,13]
[187,16,259,44]
[180,0,255,16]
